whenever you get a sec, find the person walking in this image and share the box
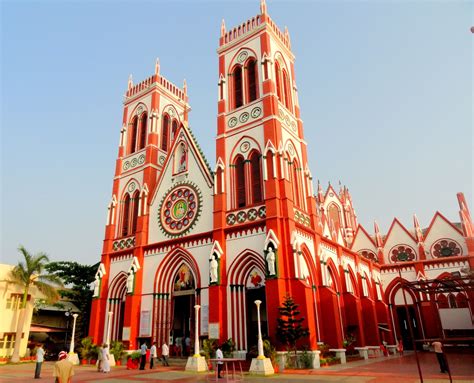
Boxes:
[53,351,75,383]
[101,344,111,373]
[432,341,449,373]
[161,342,170,366]
[216,345,224,379]
[34,343,45,379]
[139,341,147,370]
[97,344,103,372]
[150,342,157,369]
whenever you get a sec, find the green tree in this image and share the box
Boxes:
[45,261,98,340]
[276,295,309,353]
[9,246,62,362]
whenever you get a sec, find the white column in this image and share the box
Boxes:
[193,305,200,357]
[255,300,264,359]
[69,314,79,354]
[106,311,113,346]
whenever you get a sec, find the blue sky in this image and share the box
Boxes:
[1,0,472,265]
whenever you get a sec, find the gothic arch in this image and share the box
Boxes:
[227,47,258,75]
[107,271,128,342]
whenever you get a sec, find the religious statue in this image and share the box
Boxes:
[266,247,276,276]
[210,255,219,283]
[126,271,134,293]
[93,276,100,297]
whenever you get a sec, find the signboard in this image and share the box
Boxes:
[209,323,219,339]
[201,305,209,335]
[139,310,151,337]
[122,327,130,341]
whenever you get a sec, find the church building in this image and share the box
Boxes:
[89,1,474,357]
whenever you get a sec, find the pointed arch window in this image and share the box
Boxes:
[138,113,147,150]
[291,160,302,208]
[171,119,179,143]
[250,151,262,204]
[233,65,243,109]
[121,194,131,237]
[161,114,170,151]
[282,69,292,110]
[128,117,138,154]
[275,61,282,102]
[266,151,275,179]
[131,191,140,234]
[328,203,342,228]
[247,59,258,102]
[235,156,246,208]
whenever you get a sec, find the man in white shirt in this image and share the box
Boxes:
[34,343,45,379]
[150,342,157,369]
[216,345,224,379]
[161,343,170,366]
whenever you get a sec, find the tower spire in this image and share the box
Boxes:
[128,74,133,90]
[413,214,424,243]
[374,221,383,248]
[260,0,267,15]
[221,19,226,37]
[183,78,187,95]
[155,58,160,75]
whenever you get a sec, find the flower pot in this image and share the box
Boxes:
[81,359,88,365]
[90,359,97,365]
[116,360,122,366]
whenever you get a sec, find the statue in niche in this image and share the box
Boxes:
[266,247,276,276]
[93,276,100,297]
[210,255,219,283]
[126,272,134,293]
[177,143,187,173]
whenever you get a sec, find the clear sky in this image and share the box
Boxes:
[1,0,472,266]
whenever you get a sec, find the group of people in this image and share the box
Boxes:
[34,344,75,383]
[96,343,111,373]
[173,335,192,356]
[138,341,170,370]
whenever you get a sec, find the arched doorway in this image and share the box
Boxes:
[107,272,127,343]
[245,269,267,351]
[171,264,195,356]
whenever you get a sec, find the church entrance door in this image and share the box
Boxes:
[246,285,267,352]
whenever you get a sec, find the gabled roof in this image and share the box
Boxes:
[383,217,417,246]
[423,211,464,239]
[351,224,377,250]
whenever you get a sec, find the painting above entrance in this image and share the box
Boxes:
[159,183,202,237]
[174,264,195,292]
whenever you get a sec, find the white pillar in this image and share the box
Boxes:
[69,314,79,354]
[193,305,200,357]
[255,300,264,359]
[106,311,113,346]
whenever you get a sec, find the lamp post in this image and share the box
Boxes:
[69,313,79,354]
[106,311,113,346]
[254,300,264,359]
[193,305,200,357]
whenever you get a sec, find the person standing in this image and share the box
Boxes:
[97,344,103,372]
[101,344,110,373]
[53,351,75,383]
[161,342,170,366]
[139,341,147,370]
[150,342,157,369]
[34,343,45,379]
[397,338,404,356]
[216,345,224,379]
[432,341,449,373]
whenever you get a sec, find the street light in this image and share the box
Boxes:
[64,309,72,348]
[193,305,201,357]
[254,300,265,360]
[69,313,79,354]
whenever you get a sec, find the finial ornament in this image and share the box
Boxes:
[128,74,133,90]
[260,0,267,15]
[183,79,187,95]
[221,19,226,37]
[155,58,160,75]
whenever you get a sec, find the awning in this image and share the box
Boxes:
[378,324,391,332]
[30,325,65,333]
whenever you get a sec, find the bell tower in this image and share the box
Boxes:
[211,0,319,349]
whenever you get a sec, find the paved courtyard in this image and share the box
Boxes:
[0,351,473,383]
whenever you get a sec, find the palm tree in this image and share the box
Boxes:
[8,246,62,363]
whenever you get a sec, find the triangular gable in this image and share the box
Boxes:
[150,123,213,206]
[424,211,463,239]
[351,225,377,251]
[384,218,417,246]
[323,184,343,205]
[383,218,418,262]
[423,212,467,259]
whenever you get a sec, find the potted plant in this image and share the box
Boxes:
[80,337,93,365]
[126,351,141,370]
[89,344,99,365]
[110,341,125,366]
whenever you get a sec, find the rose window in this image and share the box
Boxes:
[390,245,416,262]
[431,239,462,258]
[159,184,201,236]
[358,250,378,263]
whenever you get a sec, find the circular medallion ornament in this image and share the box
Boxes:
[431,239,462,258]
[240,141,250,153]
[228,117,238,128]
[137,106,143,115]
[358,249,378,263]
[159,184,201,236]
[239,112,250,123]
[237,51,249,63]
[128,182,136,192]
[251,107,262,118]
[390,245,416,263]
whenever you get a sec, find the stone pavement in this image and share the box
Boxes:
[0,351,473,383]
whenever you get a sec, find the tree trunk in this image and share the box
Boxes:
[10,287,29,363]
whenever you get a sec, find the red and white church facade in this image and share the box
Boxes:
[89,1,474,357]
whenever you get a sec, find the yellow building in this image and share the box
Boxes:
[0,264,40,358]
